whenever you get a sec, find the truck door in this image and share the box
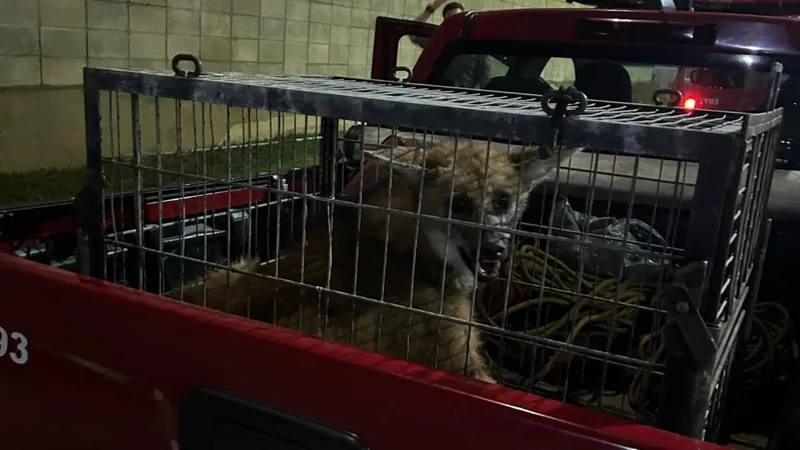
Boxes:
[371,16,436,81]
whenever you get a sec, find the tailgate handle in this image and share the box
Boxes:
[179,387,370,450]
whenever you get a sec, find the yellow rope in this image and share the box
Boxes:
[742,301,798,388]
[479,237,664,410]
[480,237,797,412]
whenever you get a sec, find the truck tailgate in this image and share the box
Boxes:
[0,253,727,450]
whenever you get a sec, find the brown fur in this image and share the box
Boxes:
[175,139,582,384]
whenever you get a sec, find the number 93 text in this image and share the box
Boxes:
[0,326,29,365]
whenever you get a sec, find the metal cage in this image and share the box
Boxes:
[76,56,783,441]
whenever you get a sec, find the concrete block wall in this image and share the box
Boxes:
[1,0,643,174]
[0,0,590,87]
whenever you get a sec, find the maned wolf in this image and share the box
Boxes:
[176,139,583,383]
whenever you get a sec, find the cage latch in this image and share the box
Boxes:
[172,53,203,78]
[73,169,108,276]
[663,261,717,368]
[540,86,588,149]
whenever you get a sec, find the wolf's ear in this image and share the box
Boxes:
[364,146,446,186]
[508,145,584,186]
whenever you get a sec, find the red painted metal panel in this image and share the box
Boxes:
[143,188,268,223]
[0,253,726,450]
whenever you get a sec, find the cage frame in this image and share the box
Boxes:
[77,61,783,441]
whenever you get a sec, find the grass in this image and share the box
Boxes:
[0,167,89,206]
[0,135,322,206]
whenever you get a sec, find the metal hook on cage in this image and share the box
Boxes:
[540,86,587,149]
[171,53,203,78]
[652,88,683,107]
[391,66,412,83]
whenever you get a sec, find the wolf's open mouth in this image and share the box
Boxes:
[458,248,501,280]
[478,260,502,279]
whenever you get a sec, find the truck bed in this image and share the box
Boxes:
[548,153,800,220]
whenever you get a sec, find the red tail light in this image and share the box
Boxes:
[683,97,697,111]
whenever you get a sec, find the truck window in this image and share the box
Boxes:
[541,57,576,86]
[399,36,424,70]
[428,48,777,112]
[540,57,662,105]
[486,55,510,80]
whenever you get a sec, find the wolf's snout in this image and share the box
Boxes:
[480,240,508,262]
[475,240,507,280]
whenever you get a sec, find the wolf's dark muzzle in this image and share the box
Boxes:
[480,240,508,262]
[475,234,510,279]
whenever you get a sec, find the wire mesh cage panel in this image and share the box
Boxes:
[76,57,784,442]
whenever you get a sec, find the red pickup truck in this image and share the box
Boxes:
[0,3,798,450]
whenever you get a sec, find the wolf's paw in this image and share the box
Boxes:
[472,368,497,384]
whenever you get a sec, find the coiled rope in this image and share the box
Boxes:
[479,238,797,413]
[743,302,798,390]
[478,237,664,411]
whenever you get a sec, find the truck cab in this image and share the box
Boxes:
[369,6,800,168]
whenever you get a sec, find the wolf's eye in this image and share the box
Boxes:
[450,195,474,218]
[493,191,512,211]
